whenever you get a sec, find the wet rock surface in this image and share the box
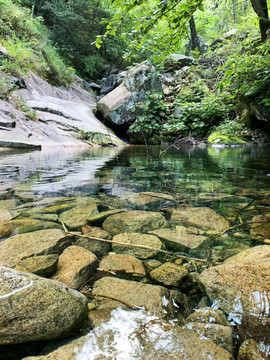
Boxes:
[0,267,88,344]
[0,229,75,267]
[52,245,98,290]
[102,210,167,236]
[15,254,59,277]
[199,245,270,341]
[150,262,189,286]
[99,254,146,278]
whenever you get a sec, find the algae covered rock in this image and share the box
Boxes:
[186,307,230,326]
[103,210,167,236]
[92,276,173,318]
[59,201,99,230]
[171,207,229,233]
[150,262,189,287]
[0,229,75,267]
[76,226,111,258]
[0,266,88,344]
[112,232,162,259]
[15,254,59,277]
[250,213,270,239]
[52,245,98,289]
[99,254,146,278]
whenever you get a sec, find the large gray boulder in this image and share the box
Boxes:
[199,246,270,341]
[164,54,195,71]
[97,61,163,125]
[0,267,88,344]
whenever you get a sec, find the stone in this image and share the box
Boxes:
[0,199,18,209]
[150,262,189,287]
[0,218,61,238]
[171,207,229,232]
[199,246,270,341]
[76,226,111,258]
[103,210,167,236]
[250,213,270,238]
[164,54,195,71]
[22,310,233,360]
[0,209,13,224]
[52,246,98,290]
[15,254,59,277]
[224,28,238,39]
[97,61,163,126]
[112,232,163,259]
[126,192,174,210]
[92,277,174,318]
[186,307,230,326]
[237,339,268,359]
[0,229,75,267]
[0,266,88,344]
[99,254,146,278]
[59,202,99,230]
[87,209,123,224]
[150,226,208,255]
[184,322,233,354]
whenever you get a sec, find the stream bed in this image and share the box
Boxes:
[0,144,269,359]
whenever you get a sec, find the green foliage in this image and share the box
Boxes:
[11,95,38,121]
[218,39,270,107]
[75,131,110,145]
[128,92,168,142]
[0,0,73,85]
[208,119,249,144]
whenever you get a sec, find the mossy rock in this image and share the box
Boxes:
[207,132,247,145]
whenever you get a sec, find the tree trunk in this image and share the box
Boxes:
[249,0,270,41]
[189,16,202,53]
[232,0,237,24]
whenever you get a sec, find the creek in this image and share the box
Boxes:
[0,144,269,359]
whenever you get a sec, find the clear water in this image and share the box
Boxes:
[0,145,270,359]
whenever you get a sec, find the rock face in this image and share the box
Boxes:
[0,69,122,149]
[92,277,173,318]
[112,232,163,259]
[199,246,270,341]
[102,210,167,236]
[0,266,88,344]
[97,61,163,125]
[171,207,229,232]
[0,229,75,267]
[76,226,111,258]
[52,245,98,289]
[22,309,233,360]
[150,262,189,286]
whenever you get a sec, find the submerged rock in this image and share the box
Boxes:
[15,254,59,277]
[0,267,88,344]
[102,210,167,236]
[184,322,233,354]
[150,226,208,255]
[92,277,174,318]
[0,229,75,267]
[52,245,98,290]
[112,232,162,259]
[237,339,269,359]
[99,254,146,278]
[59,202,99,230]
[76,226,111,258]
[127,192,175,210]
[0,209,13,224]
[186,307,230,326]
[171,207,229,233]
[150,262,189,287]
[250,213,270,239]
[22,308,233,360]
[0,218,61,238]
[199,245,270,341]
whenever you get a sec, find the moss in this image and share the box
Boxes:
[207,132,247,144]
